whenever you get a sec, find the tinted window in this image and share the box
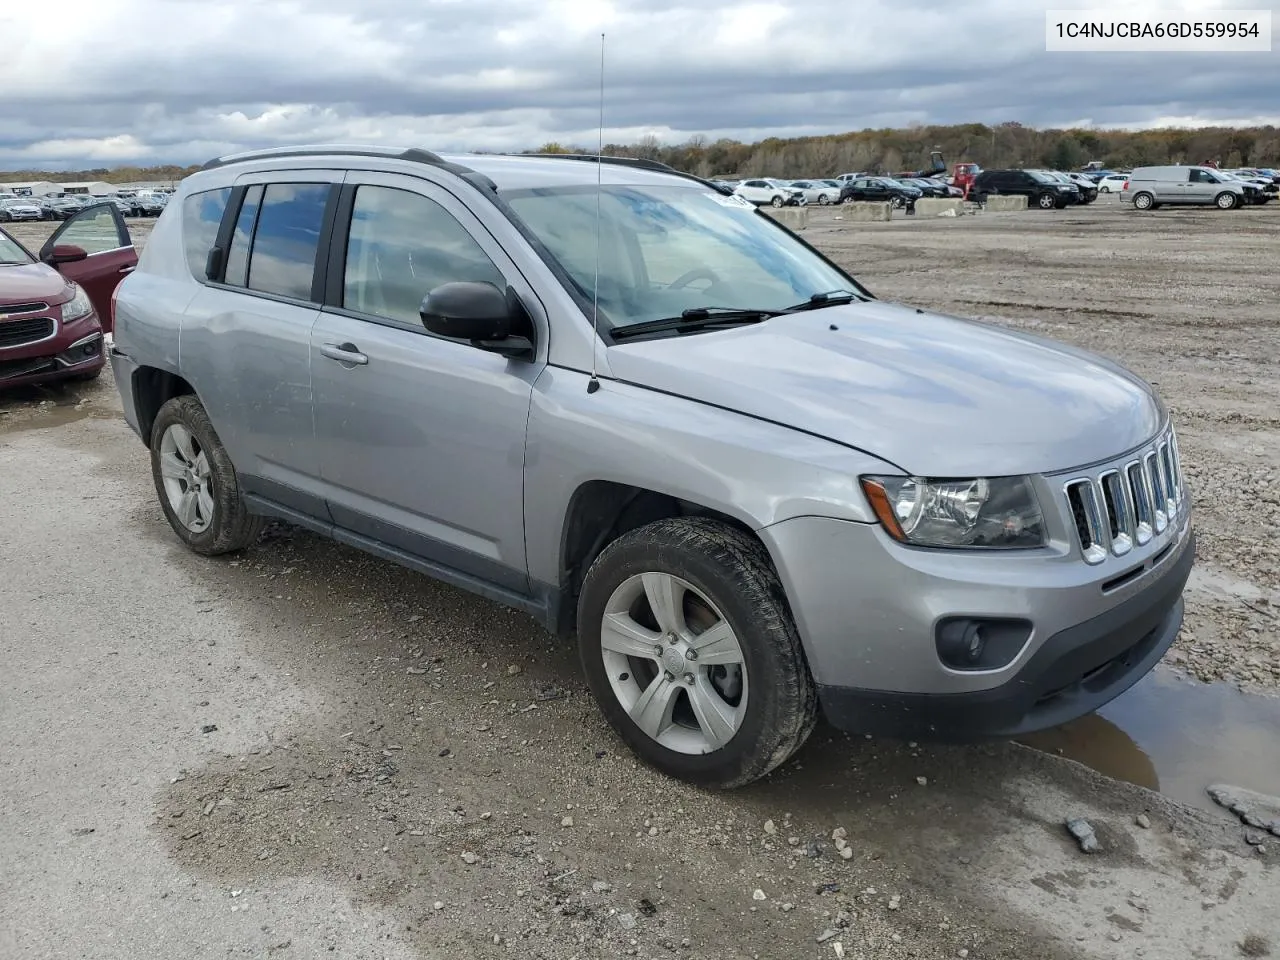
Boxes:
[57,205,126,255]
[246,183,329,300]
[224,185,262,287]
[343,185,504,326]
[181,187,231,280]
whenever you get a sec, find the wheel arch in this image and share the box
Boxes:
[132,365,197,447]
[552,480,767,638]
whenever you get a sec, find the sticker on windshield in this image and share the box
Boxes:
[706,192,753,208]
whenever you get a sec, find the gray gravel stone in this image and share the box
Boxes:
[1066,818,1100,853]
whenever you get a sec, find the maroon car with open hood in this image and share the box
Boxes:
[0,202,137,390]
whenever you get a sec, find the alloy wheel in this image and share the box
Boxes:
[157,423,215,533]
[599,572,748,755]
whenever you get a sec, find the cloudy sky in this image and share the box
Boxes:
[1,0,1276,171]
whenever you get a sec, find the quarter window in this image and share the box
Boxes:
[245,183,330,300]
[181,187,231,280]
[342,185,504,326]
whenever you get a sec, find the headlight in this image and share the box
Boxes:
[860,476,1046,549]
[61,283,94,322]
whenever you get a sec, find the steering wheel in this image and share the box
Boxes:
[668,267,722,290]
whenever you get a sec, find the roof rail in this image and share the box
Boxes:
[520,153,735,194]
[200,145,447,172]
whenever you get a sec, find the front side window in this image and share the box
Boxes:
[243,182,330,300]
[343,185,504,325]
[181,187,231,280]
[57,205,126,254]
[504,183,856,330]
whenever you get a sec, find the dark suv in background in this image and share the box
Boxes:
[971,169,1078,209]
[839,176,921,209]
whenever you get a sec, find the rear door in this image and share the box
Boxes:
[38,202,136,330]
[178,171,342,516]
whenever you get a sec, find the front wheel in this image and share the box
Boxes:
[150,395,263,556]
[1037,192,1057,210]
[1215,191,1238,210]
[770,195,784,208]
[890,195,905,208]
[1100,185,1111,193]
[577,517,817,789]
[818,193,833,205]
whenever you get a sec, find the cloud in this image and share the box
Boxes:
[0,0,1275,171]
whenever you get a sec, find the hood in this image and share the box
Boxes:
[0,260,73,306]
[606,300,1162,477]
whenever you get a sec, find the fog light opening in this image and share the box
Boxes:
[935,617,1032,672]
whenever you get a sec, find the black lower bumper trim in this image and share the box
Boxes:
[817,529,1195,741]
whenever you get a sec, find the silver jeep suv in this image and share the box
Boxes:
[111,145,1194,788]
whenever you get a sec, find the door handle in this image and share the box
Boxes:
[118,264,135,274]
[320,341,369,365]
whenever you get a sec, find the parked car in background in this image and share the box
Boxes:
[1124,165,1246,210]
[970,169,1077,209]
[839,176,921,208]
[788,180,840,205]
[734,178,804,207]
[0,205,136,389]
[899,177,950,199]
[0,198,45,222]
[1222,171,1277,203]
[1096,174,1129,193]
[1061,172,1101,202]
[40,197,84,221]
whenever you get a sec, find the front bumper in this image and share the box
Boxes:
[816,533,1192,740]
[760,506,1194,741]
[0,313,105,389]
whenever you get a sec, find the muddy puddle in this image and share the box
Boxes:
[0,400,110,434]
[1021,666,1280,813]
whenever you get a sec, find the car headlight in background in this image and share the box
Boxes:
[61,283,93,322]
[861,475,1045,549]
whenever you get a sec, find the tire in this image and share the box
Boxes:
[1132,192,1155,211]
[890,195,904,208]
[1215,191,1238,210]
[1100,185,1111,193]
[818,193,832,205]
[149,394,263,556]
[577,517,818,789]
[770,195,784,208]
[1037,192,1057,210]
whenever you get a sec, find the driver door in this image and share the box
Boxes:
[38,202,136,331]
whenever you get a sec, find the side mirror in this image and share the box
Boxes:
[44,244,88,265]
[420,281,534,360]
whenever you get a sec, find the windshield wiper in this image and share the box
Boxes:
[782,289,859,312]
[611,306,780,341]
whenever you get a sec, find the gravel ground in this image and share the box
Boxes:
[2,203,1278,960]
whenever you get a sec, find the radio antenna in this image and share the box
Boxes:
[587,32,605,395]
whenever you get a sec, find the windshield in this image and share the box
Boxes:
[503,183,859,329]
[0,230,33,263]
[1028,171,1058,184]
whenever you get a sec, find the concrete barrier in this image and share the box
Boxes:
[914,198,965,217]
[838,201,893,222]
[762,206,809,230]
[984,195,1029,212]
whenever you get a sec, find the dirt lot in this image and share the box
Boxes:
[1,203,1278,960]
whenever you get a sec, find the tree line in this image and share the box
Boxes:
[533,122,1280,177]
[5,123,1277,184]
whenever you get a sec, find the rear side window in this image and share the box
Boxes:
[245,183,330,300]
[223,185,263,287]
[181,187,231,279]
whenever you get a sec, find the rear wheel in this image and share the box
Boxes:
[1215,191,1238,210]
[1132,192,1155,211]
[150,395,263,556]
[577,517,817,789]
